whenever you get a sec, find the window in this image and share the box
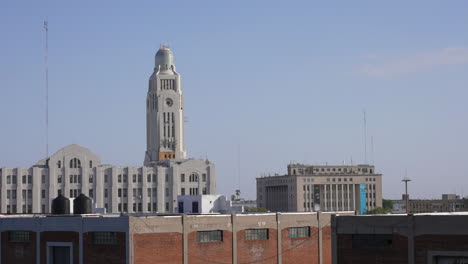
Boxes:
[202,174,206,182]
[118,174,122,183]
[42,175,46,184]
[165,174,168,182]
[28,189,32,199]
[148,203,151,211]
[28,174,32,183]
[89,160,93,168]
[94,232,117,244]
[118,203,122,212]
[152,188,157,197]
[22,175,26,184]
[133,188,137,198]
[7,175,11,184]
[12,175,17,184]
[89,175,93,183]
[197,230,223,242]
[133,174,136,183]
[9,231,30,242]
[138,203,142,212]
[7,190,10,199]
[147,188,151,197]
[123,174,127,183]
[152,174,156,182]
[104,175,108,183]
[181,188,185,195]
[138,174,142,183]
[289,227,310,238]
[58,160,61,168]
[153,203,157,211]
[89,189,93,198]
[123,189,127,198]
[118,189,122,197]
[70,158,81,168]
[352,234,392,249]
[104,189,108,198]
[133,203,136,212]
[181,174,185,182]
[58,175,62,184]
[165,188,169,197]
[246,229,269,240]
[147,174,151,182]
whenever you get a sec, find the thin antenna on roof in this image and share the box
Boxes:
[237,144,241,195]
[43,20,49,158]
[363,109,367,164]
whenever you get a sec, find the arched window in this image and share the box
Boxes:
[69,158,81,168]
[189,173,198,183]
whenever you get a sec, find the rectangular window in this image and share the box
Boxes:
[352,234,393,248]
[7,175,11,184]
[118,174,122,183]
[12,175,17,184]
[289,227,310,238]
[9,231,30,242]
[152,174,156,182]
[147,174,151,182]
[138,188,142,197]
[89,189,93,198]
[138,174,142,183]
[28,175,32,184]
[42,175,45,184]
[152,203,157,211]
[123,174,127,183]
[181,174,185,182]
[118,189,122,197]
[138,203,142,212]
[133,188,137,198]
[28,189,32,199]
[165,188,169,197]
[7,190,11,199]
[104,189,108,198]
[197,230,223,242]
[22,175,26,184]
[58,175,62,184]
[147,188,151,197]
[118,203,122,212]
[148,203,151,211]
[94,232,117,245]
[152,188,157,197]
[133,203,136,212]
[123,189,127,198]
[89,175,93,183]
[245,229,269,240]
[70,175,73,184]
[181,188,185,195]
[133,174,136,183]
[104,174,108,183]
[165,174,169,182]
[202,174,206,182]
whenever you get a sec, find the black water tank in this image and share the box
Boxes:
[73,194,92,214]
[51,194,70,214]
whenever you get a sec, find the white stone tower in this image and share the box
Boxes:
[144,46,187,166]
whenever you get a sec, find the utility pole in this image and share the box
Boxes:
[402,177,411,213]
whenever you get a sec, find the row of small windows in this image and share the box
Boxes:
[118,202,158,212]
[180,173,207,183]
[7,231,118,245]
[196,227,310,243]
[293,167,374,175]
[160,79,175,90]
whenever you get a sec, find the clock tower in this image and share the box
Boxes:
[144,46,187,165]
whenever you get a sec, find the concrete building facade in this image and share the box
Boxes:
[0,47,216,214]
[392,194,468,214]
[257,164,382,214]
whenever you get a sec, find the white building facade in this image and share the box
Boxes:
[0,47,216,214]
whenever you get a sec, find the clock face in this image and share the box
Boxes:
[166,98,173,107]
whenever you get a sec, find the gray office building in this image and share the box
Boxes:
[0,46,216,214]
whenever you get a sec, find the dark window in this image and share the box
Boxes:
[181,174,185,182]
[289,227,310,238]
[9,231,30,242]
[245,229,269,240]
[94,232,117,244]
[352,234,393,249]
[197,230,223,242]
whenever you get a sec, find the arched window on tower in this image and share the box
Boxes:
[189,173,198,183]
[70,158,81,169]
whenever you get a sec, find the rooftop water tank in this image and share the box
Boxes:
[51,194,70,214]
[73,194,92,214]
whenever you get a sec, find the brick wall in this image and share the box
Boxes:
[40,231,79,264]
[237,228,277,264]
[1,231,36,264]
[336,233,408,264]
[133,233,183,264]
[188,230,232,264]
[281,227,318,264]
[83,232,126,264]
[415,235,468,264]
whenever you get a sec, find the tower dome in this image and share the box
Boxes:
[155,46,175,74]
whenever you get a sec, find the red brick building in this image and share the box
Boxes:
[332,213,468,264]
[0,212,349,264]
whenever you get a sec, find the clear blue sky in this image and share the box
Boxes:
[1,0,468,200]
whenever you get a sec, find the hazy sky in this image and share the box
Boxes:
[1,1,468,200]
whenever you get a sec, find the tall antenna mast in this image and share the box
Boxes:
[363,109,367,164]
[44,20,49,158]
[402,169,411,214]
